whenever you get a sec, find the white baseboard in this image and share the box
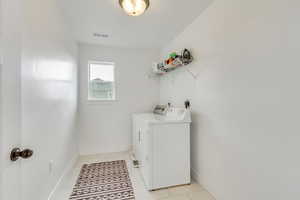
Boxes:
[47,155,78,200]
[191,167,201,183]
[191,167,217,200]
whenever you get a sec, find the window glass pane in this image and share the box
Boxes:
[88,62,115,100]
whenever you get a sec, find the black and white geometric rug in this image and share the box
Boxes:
[69,160,135,200]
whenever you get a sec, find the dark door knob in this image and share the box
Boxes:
[10,148,34,161]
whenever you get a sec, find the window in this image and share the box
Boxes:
[88,61,116,101]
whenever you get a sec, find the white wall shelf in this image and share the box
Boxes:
[152,49,196,78]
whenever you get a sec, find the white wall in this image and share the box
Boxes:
[160,0,300,200]
[0,0,22,199]
[79,44,159,155]
[20,0,78,200]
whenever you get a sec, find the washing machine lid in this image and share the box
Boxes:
[133,108,191,124]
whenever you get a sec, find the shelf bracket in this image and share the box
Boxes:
[183,65,198,79]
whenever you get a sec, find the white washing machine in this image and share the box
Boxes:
[132,107,191,190]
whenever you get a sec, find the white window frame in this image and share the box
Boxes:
[87,61,116,102]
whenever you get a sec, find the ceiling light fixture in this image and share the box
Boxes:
[119,0,150,16]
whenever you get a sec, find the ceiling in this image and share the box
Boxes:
[59,0,212,48]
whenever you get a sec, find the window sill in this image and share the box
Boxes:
[86,99,118,105]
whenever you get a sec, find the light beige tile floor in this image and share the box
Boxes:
[50,152,215,200]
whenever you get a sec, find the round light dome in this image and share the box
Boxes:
[119,0,150,16]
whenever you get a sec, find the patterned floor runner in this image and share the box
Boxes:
[69,160,135,200]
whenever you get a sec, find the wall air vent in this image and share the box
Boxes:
[93,33,109,38]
